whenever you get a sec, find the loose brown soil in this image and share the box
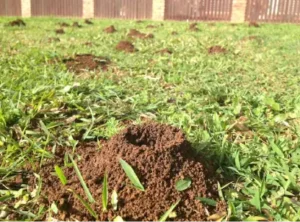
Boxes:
[208,46,227,54]
[116,41,136,53]
[29,123,224,221]
[63,54,110,73]
[157,48,173,55]
[84,41,93,46]
[9,19,26,27]
[72,22,82,28]
[127,29,154,39]
[189,23,199,31]
[146,25,156,29]
[48,37,60,43]
[84,19,93,25]
[59,22,70,27]
[55,29,65,34]
[249,21,260,27]
[104,25,117,33]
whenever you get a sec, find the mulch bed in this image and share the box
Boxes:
[28,123,225,221]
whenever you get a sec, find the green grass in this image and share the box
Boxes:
[0,17,300,221]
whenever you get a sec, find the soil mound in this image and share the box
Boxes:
[84,41,93,46]
[208,46,227,54]
[127,29,154,39]
[9,19,26,27]
[157,48,173,55]
[63,54,110,73]
[171,31,178,35]
[104,25,116,33]
[59,22,70,27]
[146,25,156,29]
[85,19,93,25]
[30,123,224,221]
[48,37,60,43]
[189,23,199,31]
[249,21,260,27]
[116,41,136,53]
[72,22,82,28]
[55,29,65,34]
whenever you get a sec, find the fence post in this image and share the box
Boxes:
[152,0,165,20]
[231,0,247,22]
[21,0,31,17]
[83,0,94,18]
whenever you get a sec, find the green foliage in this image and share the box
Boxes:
[54,165,67,185]
[102,173,108,212]
[175,178,192,191]
[159,200,180,222]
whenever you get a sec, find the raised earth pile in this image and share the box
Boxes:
[30,123,224,221]
[157,48,173,55]
[116,41,136,53]
[249,21,260,27]
[55,29,65,34]
[127,29,154,39]
[171,31,179,35]
[59,22,70,27]
[208,46,227,54]
[85,19,93,25]
[146,25,156,29]
[189,23,199,31]
[104,25,117,33]
[72,22,82,28]
[63,54,110,73]
[9,19,26,27]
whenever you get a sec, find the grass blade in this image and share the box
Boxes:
[102,172,108,212]
[69,155,95,203]
[54,165,67,185]
[159,199,180,222]
[196,197,217,206]
[175,178,192,191]
[119,158,145,191]
[68,189,98,219]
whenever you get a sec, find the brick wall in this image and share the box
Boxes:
[231,0,247,22]
[152,0,165,20]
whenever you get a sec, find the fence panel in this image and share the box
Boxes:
[246,0,300,22]
[164,0,233,21]
[31,0,83,17]
[94,0,153,19]
[0,0,21,16]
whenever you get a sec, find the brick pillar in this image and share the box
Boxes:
[83,0,94,18]
[231,0,247,23]
[21,0,31,17]
[152,0,165,20]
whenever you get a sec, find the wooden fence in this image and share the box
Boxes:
[0,0,21,16]
[31,0,83,17]
[164,0,233,21]
[94,0,153,19]
[246,0,300,22]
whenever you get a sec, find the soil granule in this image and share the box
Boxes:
[208,46,227,54]
[63,54,110,73]
[85,19,93,25]
[9,19,26,27]
[157,48,173,55]
[72,22,82,28]
[55,29,65,34]
[29,123,224,221]
[104,25,117,33]
[189,23,199,31]
[249,21,260,27]
[116,41,136,53]
[127,29,154,39]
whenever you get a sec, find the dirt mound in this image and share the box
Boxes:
[72,22,82,28]
[84,41,93,46]
[127,29,154,39]
[208,46,227,54]
[171,31,178,35]
[63,54,110,73]
[136,20,143,23]
[157,48,173,55]
[189,23,199,31]
[59,22,70,27]
[55,29,65,34]
[249,21,260,27]
[48,37,60,43]
[104,25,116,33]
[116,41,136,53]
[31,123,223,221]
[85,19,93,25]
[146,25,156,29]
[9,19,26,27]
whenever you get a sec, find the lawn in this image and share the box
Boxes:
[0,17,300,221]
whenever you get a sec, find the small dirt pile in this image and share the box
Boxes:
[85,19,93,25]
[208,46,227,54]
[55,29,65,34]
[116,41,136,53]
[189,23,199,31]
[63,54,110,73]
[48,37,60,43]
[59,22,70,27]
[249,21,260,27]
[72,22,82,28]
[104,25,117,33]
[9,19,26,27]
[146,25,156,29]
[30,123,224,221]
[127,29,154,39]
[171,31,178,35]
[157,48,173,55]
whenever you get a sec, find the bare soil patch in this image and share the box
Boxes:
[116,41,136,53]
[104,25,117,33]
[9,19,26,27]
[127,29,154,39]
[30,123,224,221]
[208,46,227,54]
[63,54,110,73]
[55,29,65,34]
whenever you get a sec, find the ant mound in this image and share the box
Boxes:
[208,46,227,54]
[31,123,224,221]
[116,41,136,53]
[59,22,70,27]
[171,31,178,35]
[9,19,26,27]
[55,29,65,34]
[104,25,117,33]
[85,19,93,25]
[63,54,110,73]
[249,21,260,27]
[72,22,82,28]
[48,37,60,43]
[189,22,199,31]
[127,29,154,39]
[157,48,173,55]
[146,25,156,29]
